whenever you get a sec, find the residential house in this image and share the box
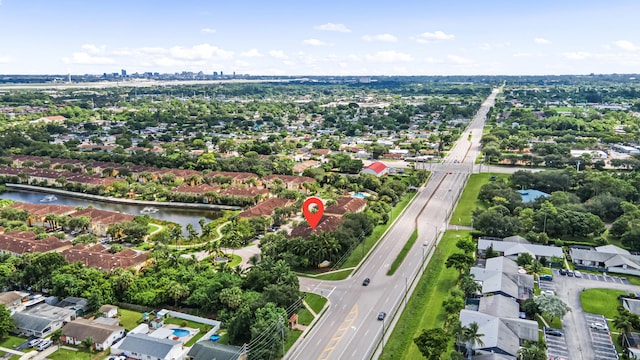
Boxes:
[477,237,564,262]
[238,198,294,219]
[292,160,321,175]
[0,291,25,313]
[360,162,388,177]
[61,318,125,351]
[62,244,149,272]
[204,171,258,186]
[99,305,118,318]
[0,231,69,256]
[459,296,538,358]
[570,244,640,276]
[470,257,534,301]
[325,197,367,216]
[289,216,344,238]
[12,303,76,338]
[70,208,135,236]
[56,297,88,316]
[171,184,220,196]
[261,175,316,193]
[10,202,76,227]
[110,333,186,360]
[187,341,247,360]
[219,187,269,204]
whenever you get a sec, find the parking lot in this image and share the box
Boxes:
[545,328,570,359]
[552,269,630,284]
[539,277,555,293]
[584,313,618,360]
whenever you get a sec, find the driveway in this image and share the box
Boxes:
[552,269,640,360]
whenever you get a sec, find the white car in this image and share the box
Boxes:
[574,270,583,278]
[541,290,555,296]
[590,322,608,331]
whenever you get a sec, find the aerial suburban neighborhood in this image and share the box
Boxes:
[1,2,640,359]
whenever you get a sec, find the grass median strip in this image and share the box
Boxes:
[387,230,418,276]
[380,230,467,360]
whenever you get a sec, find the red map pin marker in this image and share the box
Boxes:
[303,197,324,230]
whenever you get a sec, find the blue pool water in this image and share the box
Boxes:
[173,329,190,337]
[353,193,367,199]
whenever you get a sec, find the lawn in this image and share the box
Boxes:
[387,230,418,275]
[380,230,467,360]
[304,292,327,314]
[147,223,161,234]
[313,269,353,281]
[580,288,627,319]
[285,330,303,354]
[450,173,509,226]
[341,191,418,269]
[297,308,314,326]
[118,309,144,331]
[47,347,106,360]
[224,254,242,268]
[0,335,26,349]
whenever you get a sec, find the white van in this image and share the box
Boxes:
[37,340,53,351]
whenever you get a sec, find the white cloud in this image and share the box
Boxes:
[425,57,442,63]
[412,31,455,43]
[447,54,472,64]
[563,51,591,60]
[62,52,115,65]
[362,34,398,43]
[513,52,533,57]
[235,60,251,67]
[303,39,328,46]
[201,28,216,34]
[241,48,264,57]
[534,37,551,44]
[269,50,288,59]
[0,56,14,63]
[169,44,233,60]
[315,23,351,33]
[615,40,640,51]
[365,50,413,63]
[80,44,107,54]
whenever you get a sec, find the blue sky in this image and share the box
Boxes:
[1,0,639,76]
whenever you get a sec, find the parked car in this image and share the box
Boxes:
[541,290,555,296]
[539,274,553,281]
[567,270,574,277]
[362,278,370,286]
[377,311,386,321]
[574,270,583,278]
[28,338,42,347]
[559,269,567,276]
[590,322,608,331]
[544,327,562,336]
[37,340,53,351]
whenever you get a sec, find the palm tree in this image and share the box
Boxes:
[462,322,484,360]
[51,329,63,353]
[80,337,94,359]
[614,310,634,347]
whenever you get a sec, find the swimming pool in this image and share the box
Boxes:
[173,329,190,338]
[353,193,367,199]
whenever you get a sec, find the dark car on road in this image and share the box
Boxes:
[559,269,567,276]
[362,278,370,286]
[544,327,562,336]
[539,274,553,281]
[377,312,386,321]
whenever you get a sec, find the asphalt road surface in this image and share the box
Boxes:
[285,88,499,360]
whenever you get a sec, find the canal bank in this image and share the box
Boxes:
[5,183,242,211]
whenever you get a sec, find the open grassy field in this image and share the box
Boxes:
[450,173,510,226]
[380,230,468,360]
[304,293,327,314]
[580,288,627,319]
[118,309,143,331]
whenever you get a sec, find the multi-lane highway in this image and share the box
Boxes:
[286,88,499,360]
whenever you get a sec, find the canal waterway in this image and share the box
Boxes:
[0,189,223,234]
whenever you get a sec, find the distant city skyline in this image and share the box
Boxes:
[1,0,639,76]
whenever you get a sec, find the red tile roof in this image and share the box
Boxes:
[0,232,67,255]
[172,184,220,194]
[238,198,295,218]
[289,216,344,238]
[62,244,149,270]
[325,197,367,215]
[262,174,316,185]
[219,186,269,198]
[71,208,134,225]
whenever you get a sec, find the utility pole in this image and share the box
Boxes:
[279,316,285,356]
